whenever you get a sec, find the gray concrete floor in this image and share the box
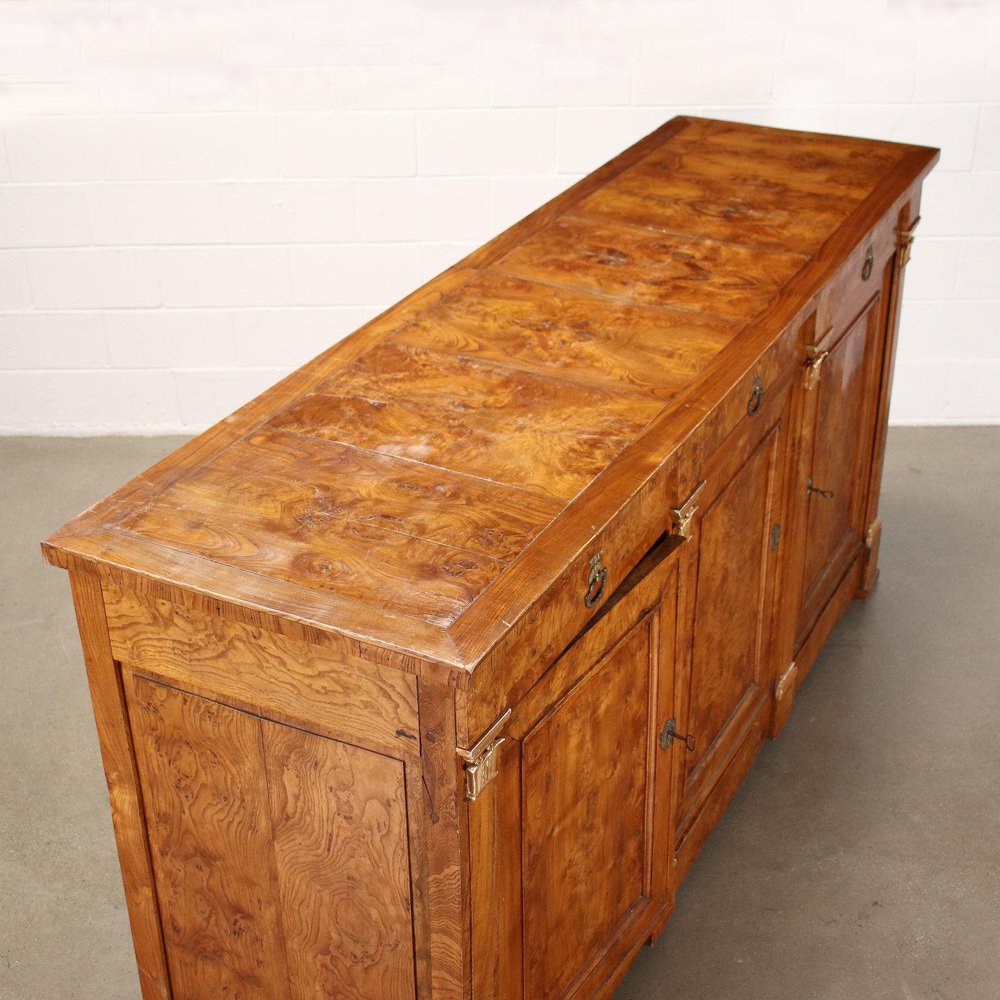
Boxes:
[0,429,997,1000]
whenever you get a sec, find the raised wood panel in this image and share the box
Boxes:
[494,216,808,323]
[797,294,882,645]
[125,676,418,1000]
[105,581,420,758]
[522,616,655,1000]
[469,539,682,1000]
[125,675,293,999]
[686,435,775,772]
[264,725,416,1000]
[675,395,787,855]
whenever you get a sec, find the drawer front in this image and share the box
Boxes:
[816,212,896,342]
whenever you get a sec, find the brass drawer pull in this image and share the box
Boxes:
[584,551,607,608]
[747,375,765,416]
[862,245,874,281]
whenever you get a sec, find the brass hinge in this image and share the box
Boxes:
[803,344,829,391]
[866,518,882,550]
[897,216,921,268]
[775,661,798,702]
[456,708,511,801]
[669,480,705,540]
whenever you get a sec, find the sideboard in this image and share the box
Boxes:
[43,117,938,1000]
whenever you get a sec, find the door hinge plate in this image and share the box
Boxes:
[670,481,706,540]
[775,661,798,702]
[457,708,511,801]
[804,344,830,391]
[897,216,921,268]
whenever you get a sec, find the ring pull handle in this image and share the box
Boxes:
[584,551,607,608]
[861,246,874,281]
[747,375,765,416]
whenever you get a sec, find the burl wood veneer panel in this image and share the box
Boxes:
[43,116,937,677]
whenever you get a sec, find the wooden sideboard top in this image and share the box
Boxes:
[43,117,938,676]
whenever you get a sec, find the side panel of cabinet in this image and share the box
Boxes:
[469,547,681,1000]
[673,382,791,877]
[795,293,883,648]
[124,674,418,1000]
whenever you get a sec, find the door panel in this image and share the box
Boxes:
[264,725,415,1000]
[686,435,774,776]
[797,294,882,645]
[522,618,653,999]
[470,540,681,1000]
[674,382,791,870]
[125,674,417,1000]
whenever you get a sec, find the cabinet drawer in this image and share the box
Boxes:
[817,213,897,340]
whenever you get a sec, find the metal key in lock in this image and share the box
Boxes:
[806,477,834,499]
[659,717,696,753]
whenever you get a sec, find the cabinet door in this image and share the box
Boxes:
[124,674,418,1000]
[469,541,682,1000]
[673,380,792,877]
[796,293,883,646]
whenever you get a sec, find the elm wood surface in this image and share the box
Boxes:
[43,118,938,1000]
[43,116,936,682]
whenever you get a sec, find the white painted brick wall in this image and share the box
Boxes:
[0,0,997,434]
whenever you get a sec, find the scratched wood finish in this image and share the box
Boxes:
[43,119,938,1000]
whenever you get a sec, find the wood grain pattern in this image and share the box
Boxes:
[661,117,904,200]
[125,675,292,999]
[46,118,939,1000]
[521,618,654,999]
[105,581,420,757]
[577,159,859,255]
[797,295,882,645]
[43,118,937,681]
[270,340,663,502]
[69,571,172,1000]
[495,214,808,322]
[124,429,562,568]
[416,680,469,1000]
[264,725,416,1000]
[393,271,737,402]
